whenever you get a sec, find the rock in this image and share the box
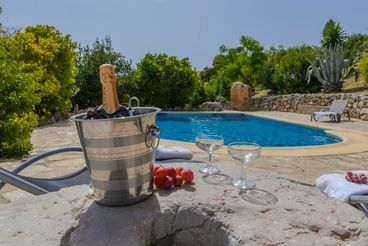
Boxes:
[1,166,368,246]
[230,82,252,111]
[200,102,223,111]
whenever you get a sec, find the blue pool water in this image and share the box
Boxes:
[156,113,342,147]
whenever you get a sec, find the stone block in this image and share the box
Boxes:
[230,82,252,111]
[200,102,223,111]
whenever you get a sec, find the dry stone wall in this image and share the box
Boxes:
[252,93,368,121]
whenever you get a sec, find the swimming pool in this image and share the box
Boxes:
[156,113,342,147]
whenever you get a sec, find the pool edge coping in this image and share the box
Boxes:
[158,111,368,157]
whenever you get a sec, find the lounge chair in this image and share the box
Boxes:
[311,100,350,122]
[0,147,89,195]
[0,145,195,195]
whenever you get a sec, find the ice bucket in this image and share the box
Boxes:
[71,107,161,206]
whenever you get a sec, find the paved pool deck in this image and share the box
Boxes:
[1,111,368,204]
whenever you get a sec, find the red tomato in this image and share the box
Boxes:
[167,168,176,178]
[175,167,183,176]
[162,177,173,190]
[156,167,169,179]
[174,175,183,187]
[181,169,194,183]
[154,176,165,188]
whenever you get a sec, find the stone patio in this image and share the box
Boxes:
[1,111,368,245]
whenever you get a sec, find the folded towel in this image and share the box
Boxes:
[313,111,337,117]
[155,145,193,160]
[316,174,368,202]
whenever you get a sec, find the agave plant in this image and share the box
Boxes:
[306,45,358,92]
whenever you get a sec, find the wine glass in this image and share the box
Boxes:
[195,134,224,174]
[228,142,261,190]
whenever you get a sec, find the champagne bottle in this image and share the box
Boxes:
[84,64,129,119]
[99,64,120,114]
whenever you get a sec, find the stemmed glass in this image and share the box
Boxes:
[228,142,278,205]
[228,142,261,190]
[195,134,232,185]
[195,134,224,174]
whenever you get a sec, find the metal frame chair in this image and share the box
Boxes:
[0,147,89,195]
[349,195,368,216]
[311,100,350,122]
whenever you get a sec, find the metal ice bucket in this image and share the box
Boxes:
[71,107,161,206]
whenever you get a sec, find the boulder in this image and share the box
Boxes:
[2,166,368,246]
[230,82,252,111]
[200,102,223,111]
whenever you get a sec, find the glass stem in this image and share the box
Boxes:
[240,158,246,181]
[208,151,213,167]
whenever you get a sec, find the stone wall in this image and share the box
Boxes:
[252,93,368,121]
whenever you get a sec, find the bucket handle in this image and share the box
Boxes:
[145,124,160,149]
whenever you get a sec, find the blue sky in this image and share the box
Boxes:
[1,0,367,69]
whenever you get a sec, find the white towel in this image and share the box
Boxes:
[155,145,193,160]
[313,111,337,117]
[316,174,368,203]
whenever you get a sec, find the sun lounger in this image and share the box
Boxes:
[311,100,350,122]
[0,147,89,195]
[0,145,195,195]
[316,173,368,216]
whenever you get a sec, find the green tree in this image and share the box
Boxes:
[0,46,39,157]
[322,19,347,48]
[262,46,287,92]
[209,36,267,99]
[358,52,368,83]
[133,53,199,108]
[344,33,368,58]
[271,46,320,94]
[0,25,78,121]
[73,36,133,108]
[199,67,215,83]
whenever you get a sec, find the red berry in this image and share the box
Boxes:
[181,169,194,183]
[175,167,184,176]
[167,168,176,178]
[154,176,165,188]
[156,167,169,179]
[162,177,173,190]
[174,175,183,187]
[353,176,360,183]
[347,171,353,177]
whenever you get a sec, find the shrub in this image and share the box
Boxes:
[186,80,207,109]
[358,52,368,83]
[271,46,320,94]
[0,25,78,121]
[344,33,368,58]
[0,48,39,157]
[133,53,198,108]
